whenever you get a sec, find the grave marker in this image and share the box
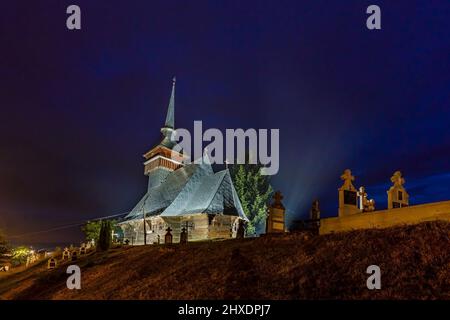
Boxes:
[387,171,409,209]
[47,258,57,269]
[266,191,286,233]
[338,169,359,217]
[180,227,188,244]
[71,250,78,261]
[62,248,71,261]
[165,227,173,244]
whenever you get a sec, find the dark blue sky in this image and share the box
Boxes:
[1,1,449,244]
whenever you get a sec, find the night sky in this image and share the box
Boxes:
[1,1,449,245]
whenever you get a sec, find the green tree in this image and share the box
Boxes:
[82,219,120,246]
[11,246,31,266]
[81,220,102,243]
[230,164,273,235]
[98,220,113,251]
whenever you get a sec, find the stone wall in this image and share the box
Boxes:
[320,200,450,234]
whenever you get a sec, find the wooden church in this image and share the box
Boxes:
[117,78,248,244]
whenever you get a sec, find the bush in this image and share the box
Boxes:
[11,247,31,266]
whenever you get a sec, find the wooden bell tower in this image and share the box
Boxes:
[142,77,186,189]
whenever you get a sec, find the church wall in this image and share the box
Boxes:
[119,213,241,244]
[320,200,450,234]
[208,214,240,239]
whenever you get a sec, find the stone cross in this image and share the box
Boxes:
[391,171,405,187]
[165,227,173,244]
[340,169,355,190]
[180,227,188,244]
[358,186,368,210]
[273,191,283,204]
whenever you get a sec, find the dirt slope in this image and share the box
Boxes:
[1,221,449,300]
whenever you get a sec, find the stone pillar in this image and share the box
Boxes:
[266,191,286,233]
[338,169,359,217]
[387,171,409,209]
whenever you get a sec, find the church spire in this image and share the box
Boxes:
[164,76,176,129]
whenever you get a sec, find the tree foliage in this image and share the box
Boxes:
[98,220,113,251]
[11,246,31,266]
[81,220,102,243]
[230,164,273,235]
[82,219,119,243]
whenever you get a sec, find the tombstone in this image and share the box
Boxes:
[338,169,359,217]
[310,199,321,220]
[236,219,246,238]
[62,248,71,261]
[71,250,78,261]
[47,258,57,269]
[180,227,188,244]
[387,171,409,209]
[366,199,376,212]
[164,227,173,244]
[0,264,10,272]
[358,187,376,212]
[266,191,286,233]
[358,186,367,211]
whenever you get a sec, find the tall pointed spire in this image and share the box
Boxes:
[164,76,176,129]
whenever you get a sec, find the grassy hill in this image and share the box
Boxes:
[0,221,449,300]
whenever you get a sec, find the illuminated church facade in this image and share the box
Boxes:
[117,79,248,244]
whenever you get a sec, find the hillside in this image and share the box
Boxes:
[1,221,449,300]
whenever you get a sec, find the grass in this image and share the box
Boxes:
[0,221,449,300]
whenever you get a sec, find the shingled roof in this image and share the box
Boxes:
[124,160,248,221]
[122,78,248,222]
